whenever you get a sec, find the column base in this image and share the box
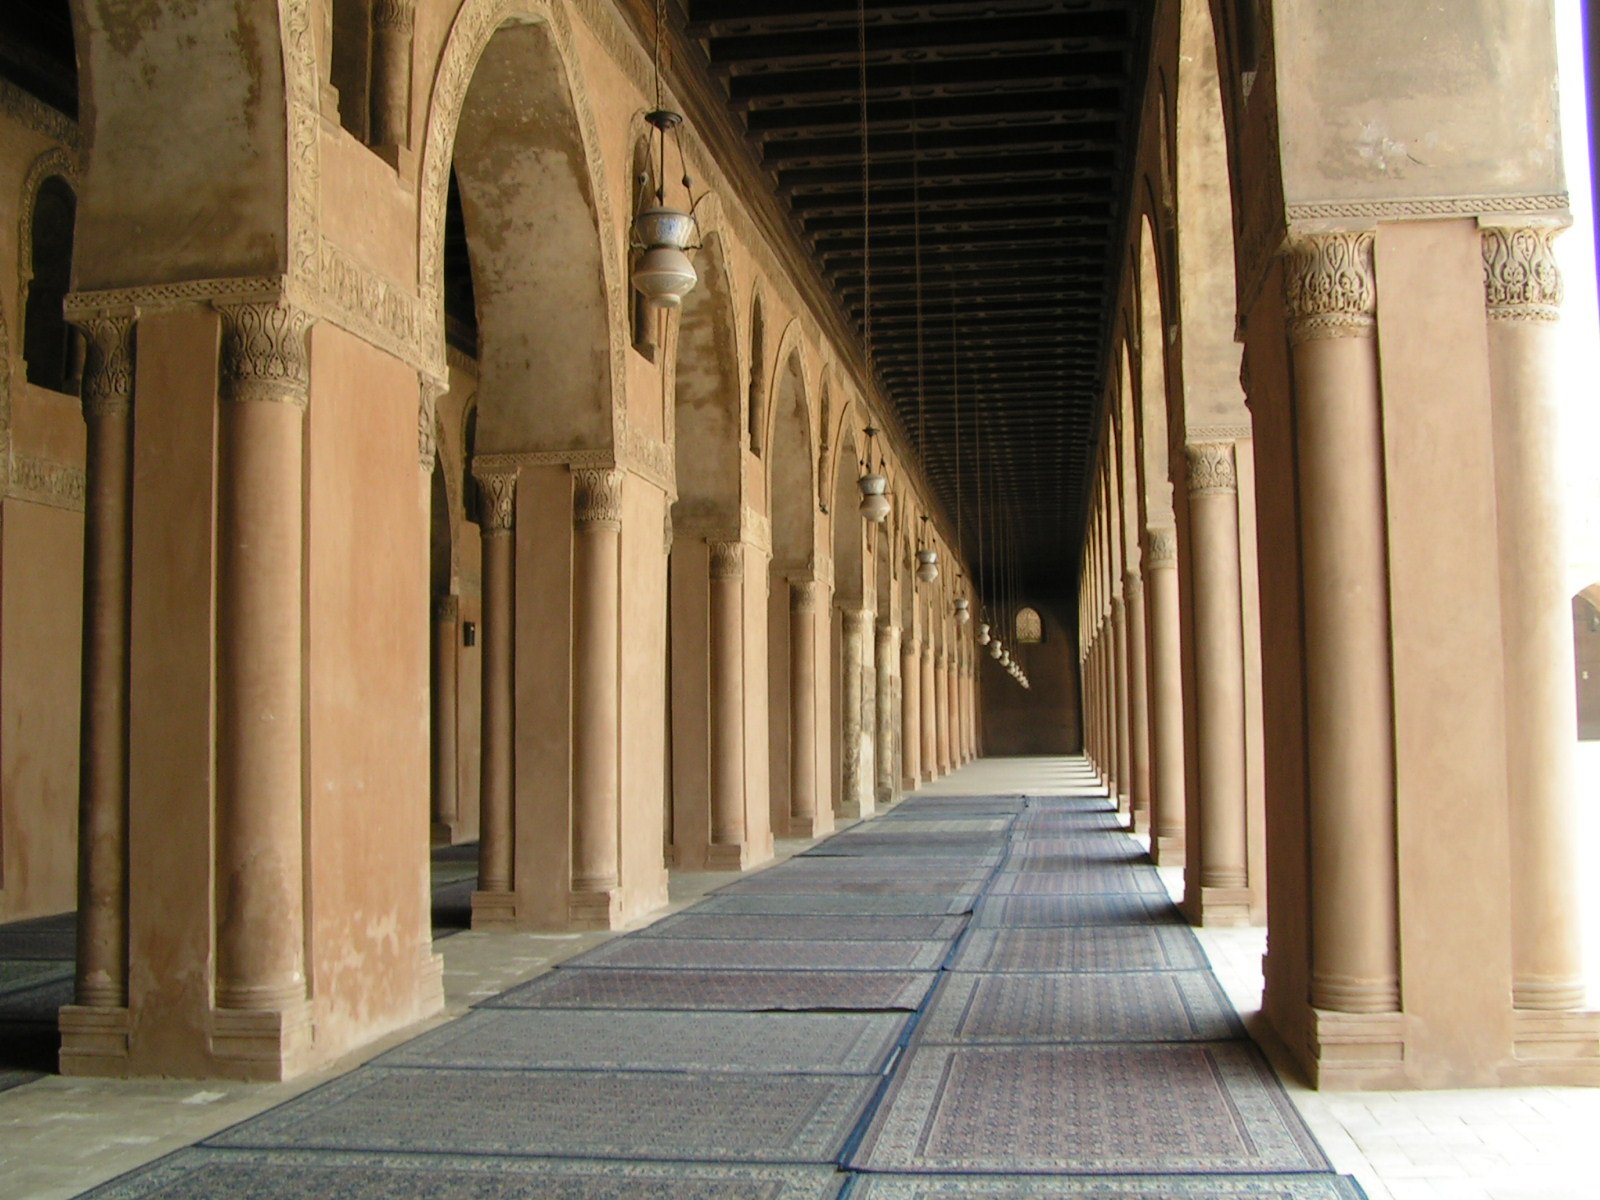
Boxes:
[430,821,460,846]
[838,798,877,820]
[1304,1008,1410,1089]
[567,886,624,930]
[471,889,520,930]
[705,841,753,871]
[1187,885,1253,927]
[1150,834,1186,866]
[58,1004,131,1077]
[1504,1009,1600,1085]
[209,1000,316,1082]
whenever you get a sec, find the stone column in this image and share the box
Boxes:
[431,595,460,841]
[1124,570,1151,833]
[708,540,748,856]
[1112,593,1132,816]
[901,632,922,789]
[369,0,414,149]
[570,468,623,913]
[934,646,950,775]
[1185,442,1251,922]
[949,642,962,765]
[1285,232,1399,1012]
[788,579,821,835]
[875,620,900,806]
[920,638,938,781]
[213,300,312,1013]
[838,605,868,817]
[72,312,135,1009]
[1145,526,1185,863]
[1482,224,1586,1010]
[473,470,517,913]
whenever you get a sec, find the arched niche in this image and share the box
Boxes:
[768,348,813,571]
[831,427,865,610]
[672,231,741,528]
[1138,214,1175,527]
[747,290,768,456]
[450,19,611,453]
[21,172,78,395]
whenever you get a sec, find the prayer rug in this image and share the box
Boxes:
[209,1066,877,1165]
[0,912,76,960]
[83,1150,846,1200]
[972,894,1181,928]
[724,875,982,899]
[763,857,992,877]
[563,936,951,972]
[0,1067,40,1094]
[986,867,1167,897]
[696,894,974,917]
[804,843,1003,863]
[843,819,1013,834]
[637,912,967,942]
[0,959,73,995]
[916,971,1243,1044]
[0,975,72,1023]
[483,966,937,1011]
[849,1174,1367,1198]
[381,1008,908,1074]
[950,926,1208,973]
[848,1042,1330,1174]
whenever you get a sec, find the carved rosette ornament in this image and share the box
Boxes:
[791,579,821,614]
[708,540,744,581]
[572,467,624,531]
[75,313,136,421]
[1146,526,1179,568]
[475,470,517,532]
[1283,231,1376,342]
[1482,225,1563,322]
[217,300,314,406]
[1185,442,1238,496]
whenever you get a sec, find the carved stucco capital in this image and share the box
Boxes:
[1146,525,1178,568]
[74,312,136,421]
[572,467,624,531]
[417,385,437,469]
[1282,231,1376,342]
[475,469,517,532]
[708,539,744,581]
[372,0,416,30]
[434,593,460,624]
[1185,441,1237,496]
[790,578,822,614]
[1482,224,1563,322]
[840,605,868,634]
[216,300,314,406]
[902,632,922,656]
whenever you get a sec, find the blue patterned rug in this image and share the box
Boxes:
[916,971,1244,1044]
[638,913,967,942]
[849,1043,1330,1175]
[0,911,76,959]
[380,1008,908,1074]
[950,926,1208,973]
[986,868,1167,897]
[563,937,951,972]
[696,894,975,917]
[724,875,983,899]
[82,1150,847,1198]
[210,1066,877,1165]
[484,967,938,1011]
[972,894,1180,928]
[849,1175,1365,1198]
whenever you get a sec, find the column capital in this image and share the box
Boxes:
[708,539,744,580]
[475,468,517,532]
[74,311,137,420]
[1123,568,1143,595]
[1283,231,1376,343]
[417,385,437,470]
[216,299,315,407]
[1146,525,1178,568]
[1481,224,1563,322]
[572,467,624,531]
[790,578,823,613]
[372,0,416,29]
[840,604,868,633]
[1185,441,1238,496]
[434,593,460,624]
[902,631,922,655]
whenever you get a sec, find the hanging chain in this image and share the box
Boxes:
[952,307,961,559]
[857,0,873,376]
[911,103,925,459]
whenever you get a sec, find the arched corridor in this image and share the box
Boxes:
[0,0,1599,1194]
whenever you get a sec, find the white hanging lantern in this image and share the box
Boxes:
[632,205,698,309]
[989,638,1003,660]
[954,596,970,624]
[858,472,891,523]
[916,547,939,583]
[977,622,990,646]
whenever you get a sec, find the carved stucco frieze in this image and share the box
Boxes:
[708,539,744,580]
[1185,442,1237,496]
[1482,225,1563,322]
[74,313,137,421]
[572,467,624,531]
[1282,231,1376,342]
[10,454,86,512]
[475,469,517,532]
[1146,526,1179,568]
[216,301,314,406]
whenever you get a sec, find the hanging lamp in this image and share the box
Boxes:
[916,516,939,583]
[630,1,699,309]
[858,426,890,523]
[954,595,970,625]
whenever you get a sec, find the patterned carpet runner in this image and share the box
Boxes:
[69,776,1366,1199]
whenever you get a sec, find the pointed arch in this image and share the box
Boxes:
[672,231,742,528]
[768,345,816,572]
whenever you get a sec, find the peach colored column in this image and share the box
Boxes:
[788,579,821,834]
[571,468,623,898]
[901,632,922,789]
[473,470,517,901]
[920,638,937,781]
[875,620,901,805]
[1285,232,1399,1012]
[369,0,414,148]
[1483,225,1586,1009]
[935,646,952,775]
[1124,569,1151,833]
[708,541,748,853]
[1185,442,1250,912]
[431,595,460,839]
[1111,594,1132,816]
[72,312,135,1009]
[1145,526,1185,863]
[214,300,311,1012]
[838,605,868,815]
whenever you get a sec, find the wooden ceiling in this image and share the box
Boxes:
[685,0,1149,599]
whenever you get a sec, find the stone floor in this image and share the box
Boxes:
[0,750,1595,1199]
